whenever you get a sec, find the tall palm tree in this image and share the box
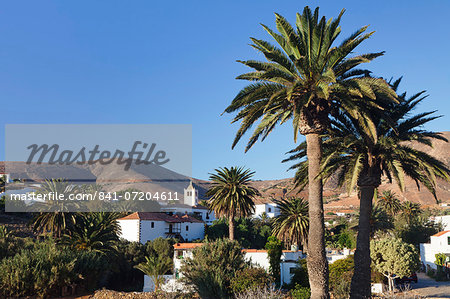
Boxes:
[284,80,450,298]
[135,255,172,292]
[272,197,309,248]
[206,167,259,240]
[377,190,402,216]
[401,201,422,225]
[223,7,396,298]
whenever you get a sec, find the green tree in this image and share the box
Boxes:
[224,7,396,298]
[284,80,449,297]
[206,218,271,249]
[60,212,121,255]
[329,255,354,299]
[272,197,308,248]
[145,237,174,273]
[207,167,259,240]
[107,240,146,291]
[371,237,420,292]
[134,255,172,292]
[435,253,446,267]
[378,190,402,217]
[181,239,247,299]
[400,201,422,225]
[230,267,272,294]
[265,236,283,286]
[31,179,80,238]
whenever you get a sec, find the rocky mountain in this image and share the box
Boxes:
[193,132,450,210]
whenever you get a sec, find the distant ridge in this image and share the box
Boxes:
[2,132,449,209]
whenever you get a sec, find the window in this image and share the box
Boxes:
[289,267,296,274]
[187,191,191,196]
[206,213,210,219]
[186,225,189,231]
[448,236,450,245]
[268,207,272,213]
[151,222,154,228]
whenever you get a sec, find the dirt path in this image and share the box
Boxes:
[409,272,450,298]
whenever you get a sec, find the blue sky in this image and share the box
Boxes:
[1,0,449,180]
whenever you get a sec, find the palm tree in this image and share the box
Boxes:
[272,197,309,248]
[60,212,121,255]
[135,255,172,292]
[377,190,402,216]
[31,179,80,238]
[206,167,259,240]
[223,7,396,298]
[401,201,422,225]
[284,80,450,298]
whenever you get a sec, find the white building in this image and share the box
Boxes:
[252,199,280,218]
[117,212,205,243]
[431,215,450,231]
[171,243,304,286]
[420,230,450,270]
[160,181,215,225]
[326,248,352,263]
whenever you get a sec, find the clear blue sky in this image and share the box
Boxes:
[1,0,449,180]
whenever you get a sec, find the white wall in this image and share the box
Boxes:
[245,251,271,270]
[140,220,169,244]
[253,203,279,218]
[143,274,172,292]
[180,222,204,241]
[420,233,450,270]
[117,219,140,242]
[433,216,450,230]
[420,243,437,270]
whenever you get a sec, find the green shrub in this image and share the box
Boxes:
[0,239,108,297]
[291,284,311,299]
[181,239,247,299]
[288,259,309,289]
[0,236,35,260]
[0,240,77,298]
[107,239,146,291]
[427,268,436,278]
[328,256,354,299]
[230,267,272,294]
[331,271,352,299]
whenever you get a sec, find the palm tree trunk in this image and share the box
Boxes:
[350,185,375,299]
[305,133,329,299]
[229,215,235,240]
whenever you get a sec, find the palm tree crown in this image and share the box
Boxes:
[285,79,450,196]
[206,167,259,240]
[272,197,309,247]
[60,212,121,255]
[224,6,396,149]
[377,190,403,216]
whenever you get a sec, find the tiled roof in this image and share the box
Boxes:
[243,249,267,253]
[432,230,450,237]
[253,197,275,205]
[192,204,209,210]
[173,214,203,223]
[118,212,205,223]
[118,212,182,223]
[174,243,203,250]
